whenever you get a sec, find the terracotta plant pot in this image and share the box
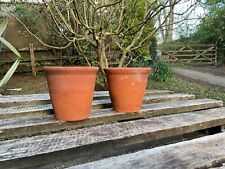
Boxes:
[104,67,151,113]
[44,66,98,121]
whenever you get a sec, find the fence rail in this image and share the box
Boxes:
[0,43,68,75]
[159,44,217,65]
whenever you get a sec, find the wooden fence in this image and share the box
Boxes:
[0,43,69,75]
[159,44,217,65]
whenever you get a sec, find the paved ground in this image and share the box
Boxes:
[173,68,225,91]
[193,66,225,77]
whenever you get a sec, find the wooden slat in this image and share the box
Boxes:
[162,49,215,53]
[159,44,215,47]
[0,95,218,121]
[0,57,69,66]
[0,104,52,119]
[0,94,200,139]
[176,58,214,61]
[143,93,195,103]
[0,94,51,107]
[70,132,225,169]
[163,54,215,58]
[165,60,216,65]
[1,107,225,168]
[0,93,194,120]
[68,93,195,110]
[0,90,173,108]
[161,44,217,65]
[19,47,49,52]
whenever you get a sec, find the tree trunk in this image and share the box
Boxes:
[96,40,108,72]
[160,0,174,43]
[168,0,174,42]
[158,14,166,42]
[118,51,127,68]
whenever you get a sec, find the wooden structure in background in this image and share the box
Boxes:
[0,15,65,74]
[0,90,225,168]
[160,44,217,65]
[29,43,36,76]
[0,45,65,74]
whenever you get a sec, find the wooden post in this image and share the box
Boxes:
[215,42,218,65]
[29,43,36,76]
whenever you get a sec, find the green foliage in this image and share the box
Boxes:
[0,19,7,36]
[129,36,157,67]
[0,59,20,88]
[149,36,157,63]
[0,37,21,58]
[65,56,89,66]
[0,19,22,89]
[150,61,173,82]
[129,53,152,67]
[179,1,225,63]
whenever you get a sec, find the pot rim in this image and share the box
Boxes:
[44,66,98,69]
[104,67,151,74]
[43,66,99,74]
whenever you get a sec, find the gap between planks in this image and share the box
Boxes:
[69,132,225,169]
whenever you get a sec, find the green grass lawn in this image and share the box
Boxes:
[148,77,225,103]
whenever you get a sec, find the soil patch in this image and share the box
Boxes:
[1,74,49,95]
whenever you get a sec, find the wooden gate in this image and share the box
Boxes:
[160,44,217,65]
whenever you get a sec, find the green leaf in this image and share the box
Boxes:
[0,19,8,37]
[0,37,22,58]
[0,19,22,88]
[0,59,21,88]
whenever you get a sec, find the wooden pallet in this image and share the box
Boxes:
[0,90,224,169]
[0,90,172,108]
[70,132,225,169]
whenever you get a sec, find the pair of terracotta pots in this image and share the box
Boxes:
[44,66,151,121]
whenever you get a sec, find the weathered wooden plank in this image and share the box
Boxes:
[0,95,202,139]
[163,53,216,57]
[159,44,215,47]
[70,132,225,169]
[0,94,51,108]
[214,166,225,169]
[0,104,53,119]
[162,49,216,53]
[94,93,195,109]
[143,93,195,104]
[0,90,173,108]
[0,93,195,119]
[0,107,225,168]
[165,61,216,65]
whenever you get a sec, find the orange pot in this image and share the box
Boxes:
[104,68,151,113]
[44,66,98,121]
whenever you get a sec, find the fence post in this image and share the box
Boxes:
[29,43,36,76]
[215,42,218,65]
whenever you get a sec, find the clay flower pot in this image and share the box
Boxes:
[104,67,151,113]
[44,66,98,121]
